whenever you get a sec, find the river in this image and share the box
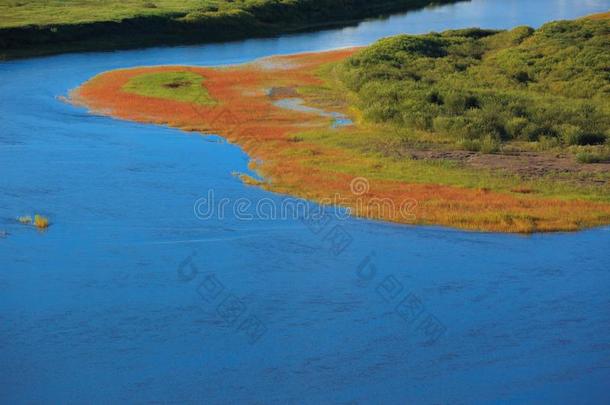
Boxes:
[1,0,609,403]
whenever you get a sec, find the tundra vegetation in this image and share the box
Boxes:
[123,71,215,105]
[72,15,610,233]
[0,0,459,59]
[337,17,610,155]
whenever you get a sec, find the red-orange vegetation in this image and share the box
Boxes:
[71,49,610,233]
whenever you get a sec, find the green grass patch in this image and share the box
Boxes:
[0,1,462,60]
[122,71,215,105]
[0,0,215,28]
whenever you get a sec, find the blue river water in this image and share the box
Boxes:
[1,0,609,403]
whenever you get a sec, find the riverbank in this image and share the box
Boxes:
[71,42,610,232]
[0,0,461,60]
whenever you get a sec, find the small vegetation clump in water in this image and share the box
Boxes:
[239,174,264,186]
[34,215,50,229]
[17,214,50,229]
[18,215,32,224]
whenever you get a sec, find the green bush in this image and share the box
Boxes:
[560,125,607,145]
[505,117,529,139]
[573,133,606,146]
[577,151,610,163]
[458,135,500,153]
[338,18,610,151]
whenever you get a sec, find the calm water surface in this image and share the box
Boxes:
[1,0,610,403]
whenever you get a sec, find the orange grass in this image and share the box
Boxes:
[34,214,49,229]
[71,49,610,233]
[583,11,610,20]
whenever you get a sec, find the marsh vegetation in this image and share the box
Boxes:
[73,25,610,232]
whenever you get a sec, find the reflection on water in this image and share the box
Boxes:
[1,0,610,403]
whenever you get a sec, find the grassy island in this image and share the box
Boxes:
[71,14,610,233]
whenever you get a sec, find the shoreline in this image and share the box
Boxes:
[0,0,462,61]
[71,49,610,233]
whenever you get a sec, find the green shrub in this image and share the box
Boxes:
[576,151,610,163]
[506,117,529,139]
[538,135,560,150]
[513,70,531,84]
[561,126,607,145]
[458,138,480,152]
[480,135,501,153]
[574,133,606,146]
[458,135,500,153]
[339,18,609,149]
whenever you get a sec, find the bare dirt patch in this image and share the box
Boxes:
[402,148,609,186]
